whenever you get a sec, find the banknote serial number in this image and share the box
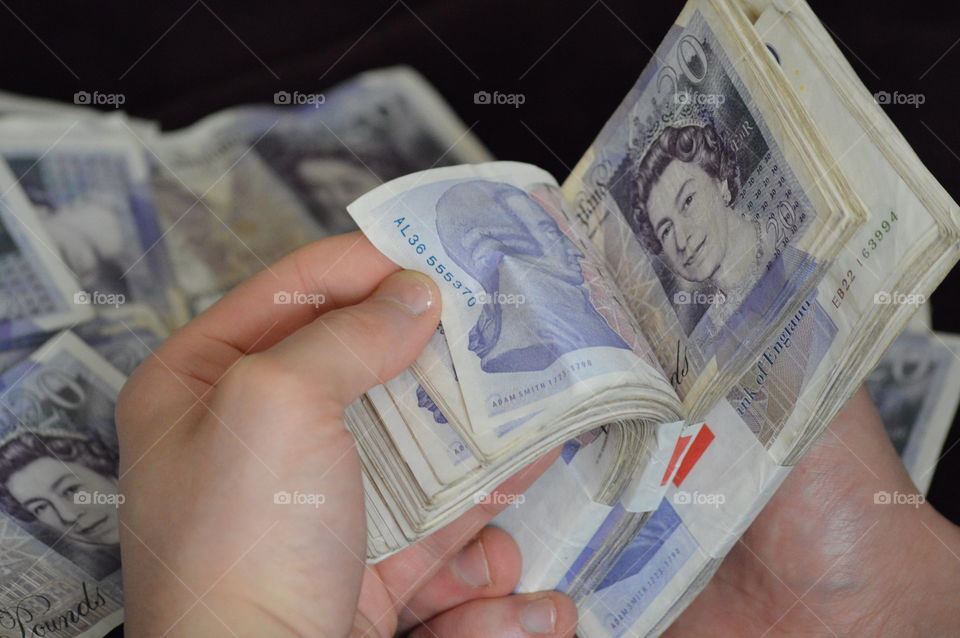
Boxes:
[858,210,898,261]
[832,210,898,310]
[393,217,478,306]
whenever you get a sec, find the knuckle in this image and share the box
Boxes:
[287,246,335,310]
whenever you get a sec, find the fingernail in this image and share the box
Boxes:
[452,537,491,588]
[521,597,556,634]
[375,270,435,316]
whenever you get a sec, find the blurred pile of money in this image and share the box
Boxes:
[0,67,492,636]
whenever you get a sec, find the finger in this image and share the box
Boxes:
[119,265,438,456]
[397,527,521,632]
[375,447,560,608]
[186,231,396,359]
[122,232,396,417]
[247,268,441,409]
[407,592,578,638]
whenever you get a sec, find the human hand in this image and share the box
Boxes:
[116,232,578,637]
[664,388,960,637]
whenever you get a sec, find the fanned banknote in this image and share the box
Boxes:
[349,161,677,434]
[0,332,126,637]
[349,161,683,555]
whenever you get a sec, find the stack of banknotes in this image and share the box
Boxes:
[346,0,960,636]
[0,0,959,636]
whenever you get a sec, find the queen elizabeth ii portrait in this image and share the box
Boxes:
[0,431,121,579]
[435,180,629,374]
[628,122,774,326]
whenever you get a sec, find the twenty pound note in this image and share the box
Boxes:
[348,161,667,434]
[561,1,862,417]
[0,331,125,637]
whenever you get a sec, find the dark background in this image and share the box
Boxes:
[0,1,956,631]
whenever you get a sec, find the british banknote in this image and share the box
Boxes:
[382,369,477,486]
[0,162,92,345]
[0,304,168,376]
[0,331,126,637]
[561,1,862,418]
[0,118,186,328]
[348,161,675,435]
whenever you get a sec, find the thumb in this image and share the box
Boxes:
[259,268,441,408]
